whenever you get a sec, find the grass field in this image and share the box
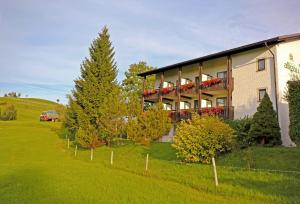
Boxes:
[0,97,299,203]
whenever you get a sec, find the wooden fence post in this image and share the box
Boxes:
[145,154,149,171]
[212,157,219,186]
[110,151,114,165]
[74,145,77,157]
[90,148,94,161]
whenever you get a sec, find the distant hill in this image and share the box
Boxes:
[0,97,63,121]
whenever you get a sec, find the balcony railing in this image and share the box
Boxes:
[142,77,231,101]
[168,109,192,122]
[200,78,227,91]
[167,106,234,122]
[199,106,234,119]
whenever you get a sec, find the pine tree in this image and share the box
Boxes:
[65,26,124,148]
[249,93,281,146]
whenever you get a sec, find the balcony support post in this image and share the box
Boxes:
[141,76,146,112]
[227,56,233,119]
[159,72,164,102]
[198,62,203,114]
[176,68,182,121]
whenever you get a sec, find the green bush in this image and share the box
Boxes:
[249,93,281,146]
[172,114,235,164]
[286,80,300,142]
[126,103,171,145]
[0,104,17,121]
[227,116,253,148]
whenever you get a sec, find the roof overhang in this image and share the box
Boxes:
[138,33,300,77]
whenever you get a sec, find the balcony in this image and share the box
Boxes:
[168,109,192,122]
[168,106,234,122]
[199,106,234,119]
[200,78,227,91]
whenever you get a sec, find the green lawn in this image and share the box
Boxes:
[0,97,299,203]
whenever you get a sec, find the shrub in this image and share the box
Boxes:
[172,114,235,164]
[249,93,281,146]
[0,104,17,121]
[286,80,300,142]
[227,116,253,148]
[126,103,171,145]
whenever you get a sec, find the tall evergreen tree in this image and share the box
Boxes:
[65,26,124,148]
[121,62,155,117]
[249,93,281,146]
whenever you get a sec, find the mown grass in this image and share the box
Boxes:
[0,97,299,203]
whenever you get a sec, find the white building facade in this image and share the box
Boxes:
[139,34,300,146]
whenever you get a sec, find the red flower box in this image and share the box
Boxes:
[179,82,195,91]
[161,87,174,94]
[199,107,224,115]
[200,78,222,88]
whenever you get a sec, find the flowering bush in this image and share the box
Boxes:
[143,89,157,96]
[200,78,222,88]
[172,114,235,163]
[179,82,194,91]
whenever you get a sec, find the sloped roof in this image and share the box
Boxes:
[138,33,300,77]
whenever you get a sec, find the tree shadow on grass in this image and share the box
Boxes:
[220,172,300,202]
[0,168,60,203]
[143,142,178,162]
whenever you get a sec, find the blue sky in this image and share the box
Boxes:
[1,0,300,103]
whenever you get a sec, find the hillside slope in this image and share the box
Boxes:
[0,97,61,121]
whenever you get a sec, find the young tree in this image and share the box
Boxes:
[65,26,124,148]
[126,103,171,145]
[249,93,281,146]
[122,62,155,117]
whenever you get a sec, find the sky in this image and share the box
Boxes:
[1,0,300,104]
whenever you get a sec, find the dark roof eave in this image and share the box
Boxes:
[138,33,300,77]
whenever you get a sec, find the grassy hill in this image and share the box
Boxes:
[0,97,59,121]
[0,97,299,203]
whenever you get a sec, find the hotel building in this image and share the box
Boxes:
[138,33,300,146]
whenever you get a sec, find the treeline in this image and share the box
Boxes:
[3,92,21,98]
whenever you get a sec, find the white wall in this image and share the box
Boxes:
[231,47,276,118]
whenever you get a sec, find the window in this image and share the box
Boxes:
[194,100,198,111]
[163,81,173,88]
[201,99,212,108]
[217,71,227,79]
[216,98,227,107]
[258,88,267,101]
[180,101,191,110]
[163,103,172,110]
[258,59,265,71]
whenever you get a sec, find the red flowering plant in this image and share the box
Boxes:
[161,87,174,94]
[179,82,195,91]
[143,89,158,97]
[200,77,221,89]
[199,107,224,115]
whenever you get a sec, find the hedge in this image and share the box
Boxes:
[286,80,300,141]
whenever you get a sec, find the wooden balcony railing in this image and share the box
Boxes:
[167,106,234,122]
[142,77,229,99]
[199,106,234,119]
